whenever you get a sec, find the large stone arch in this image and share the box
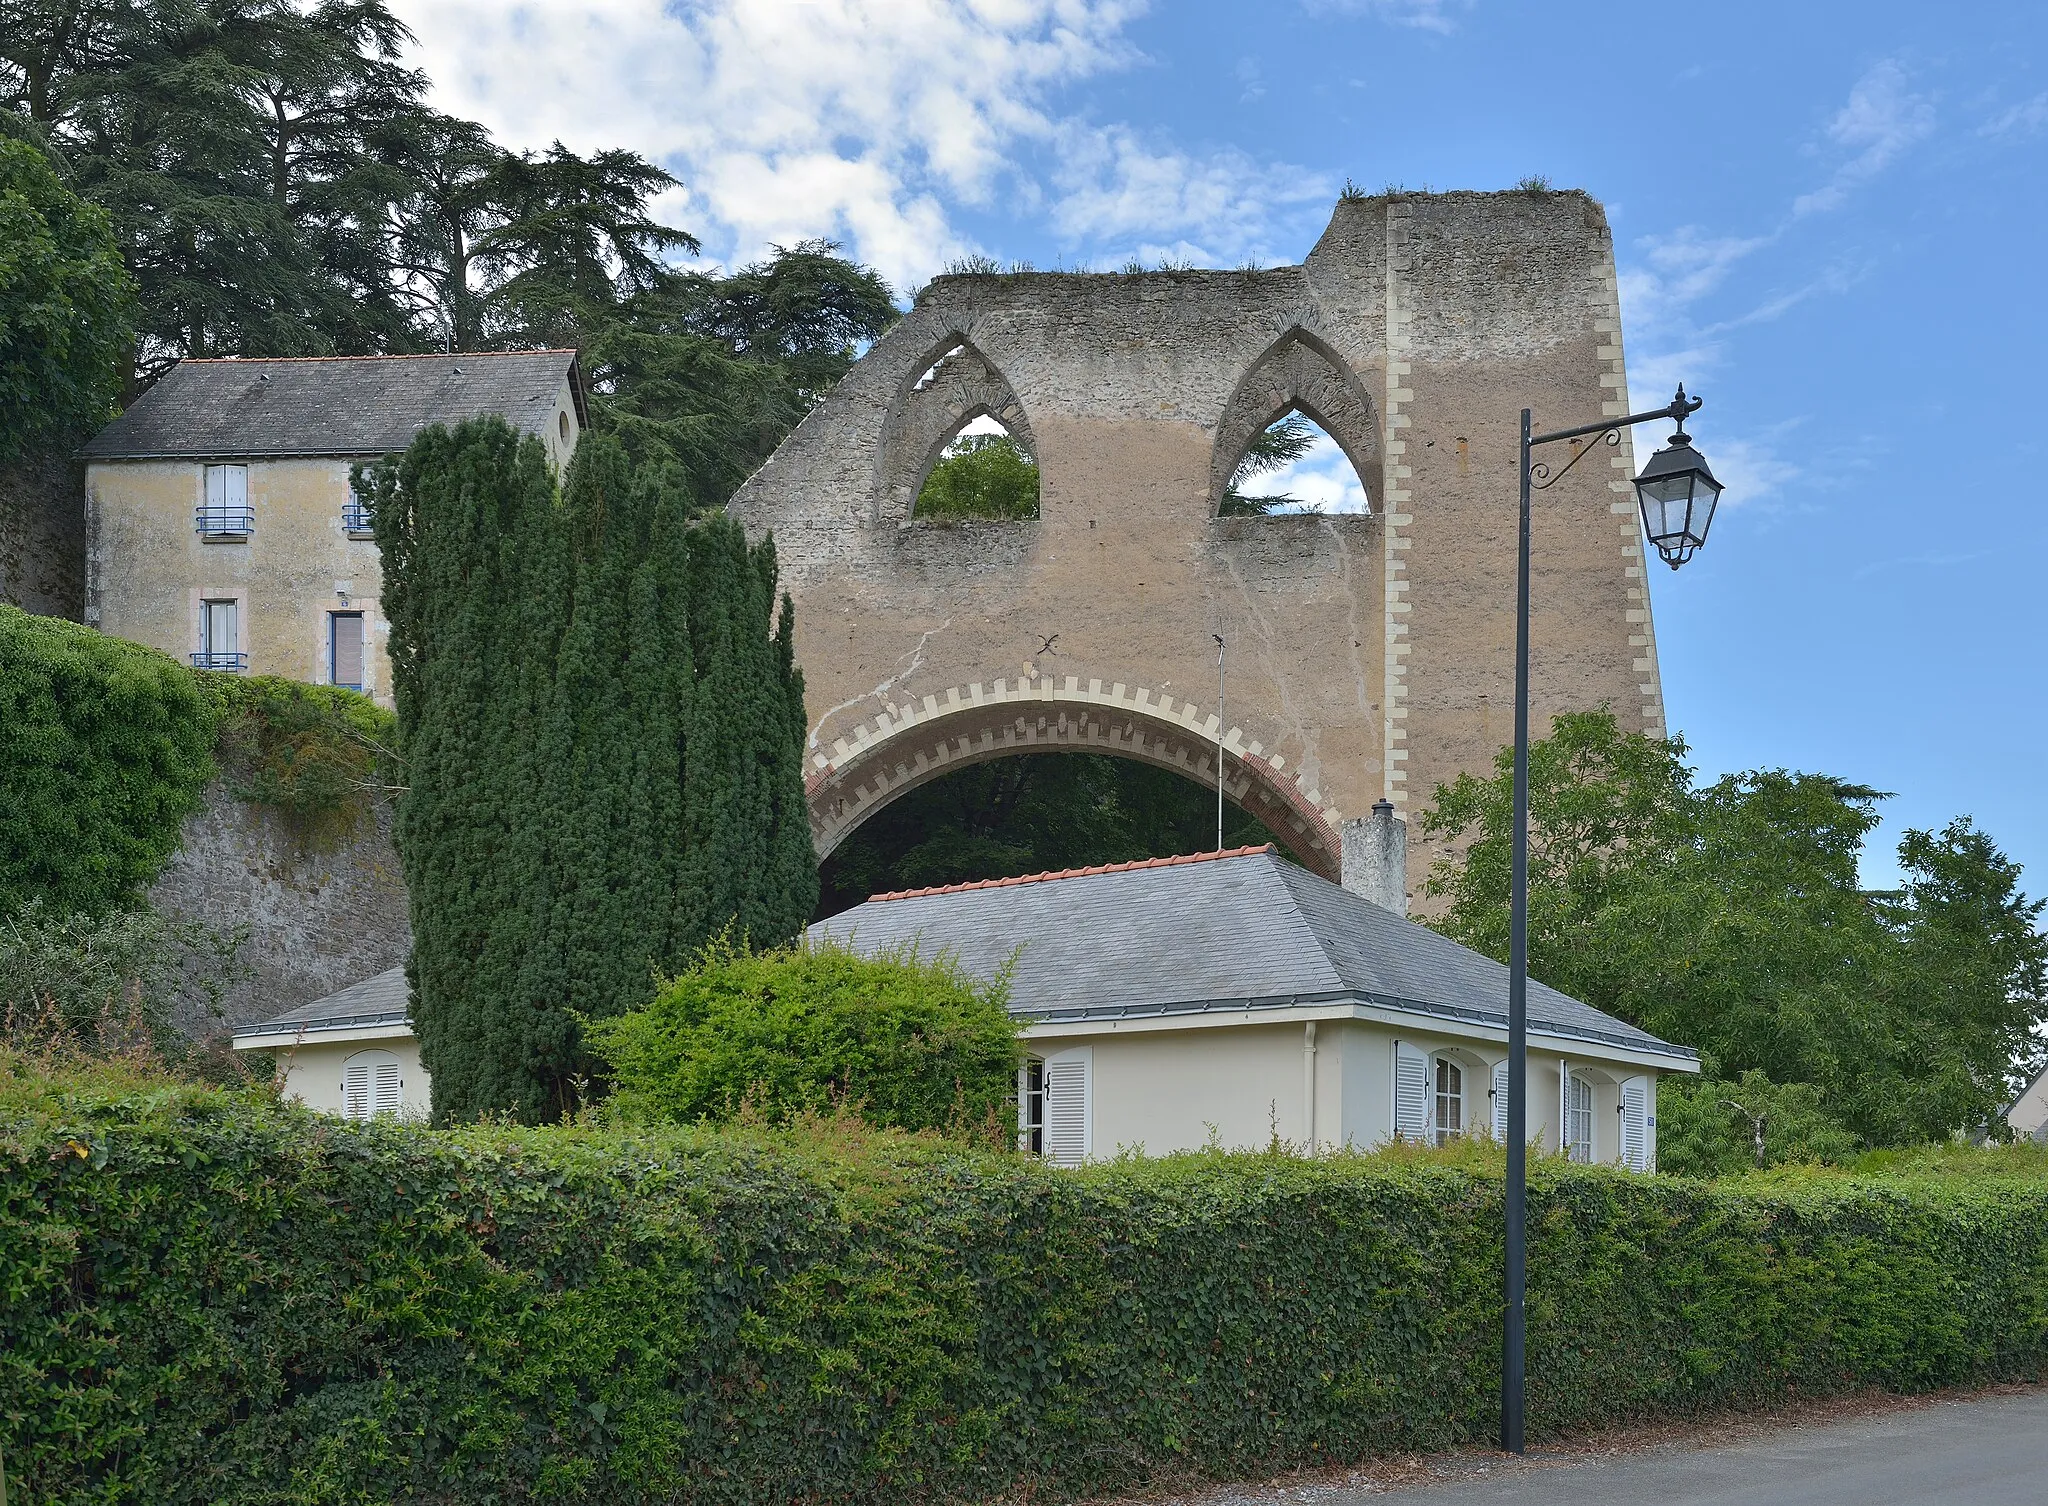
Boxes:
[873,334,1038,524]
[1209,326,1381,514]
[807,674,1344,879]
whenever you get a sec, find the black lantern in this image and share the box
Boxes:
[1632,404,1723,569]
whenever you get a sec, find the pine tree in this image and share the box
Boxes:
[372,424,817,1123]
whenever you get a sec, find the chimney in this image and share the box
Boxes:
[1341,799,1408,916]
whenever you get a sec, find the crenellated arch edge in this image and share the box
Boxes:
[1209,325,1382,515]
[873,334,1038,525]
[806,675,1344,879]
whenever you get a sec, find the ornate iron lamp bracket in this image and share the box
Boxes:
[1528,427,1620,491]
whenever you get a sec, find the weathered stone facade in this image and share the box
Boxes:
[730,190,1666,903]
[148,785,411,1032]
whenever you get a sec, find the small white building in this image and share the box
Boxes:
[813,845,1699,1167]
[2007,1063,2048,1143]
[231,967,426,1121]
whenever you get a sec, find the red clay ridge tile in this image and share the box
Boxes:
[868,845,1277,903]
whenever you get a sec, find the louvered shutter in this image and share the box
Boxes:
[1393,1041,1428,1141]
[1044,1051,1090,1167]
[1620,1077,1650,1171]
[342,1063,372,1121]
[373,1062,402,1118]
[1492,1058,1510,1143]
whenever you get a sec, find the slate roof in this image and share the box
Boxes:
[812,846,1696,1063]
[233,967,411,1041]
[80,351,585,460]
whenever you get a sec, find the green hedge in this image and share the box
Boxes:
[4,1069,2047,1504]
[0,605,216,915]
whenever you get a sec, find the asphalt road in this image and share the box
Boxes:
[1353,1388,2048,1505]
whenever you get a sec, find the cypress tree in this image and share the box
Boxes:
[374,424,816,1123]
[680,516,819,947]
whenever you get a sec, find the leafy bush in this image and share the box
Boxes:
[587,938,1019,1135]
[1655,1070,1863,1178]
[5,1074,2048,1504]
[202,673,397,845]
[0,900,248,1060]
[0,606,217,915]
[913,433,1039,521]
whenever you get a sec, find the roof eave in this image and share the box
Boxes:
[1012,990,1700,1068]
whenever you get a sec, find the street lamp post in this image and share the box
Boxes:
[1500,386,1722,1456]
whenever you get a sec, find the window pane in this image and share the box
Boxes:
[331,612,364,688]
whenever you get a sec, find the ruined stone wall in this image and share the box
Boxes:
[0,446,85,619]
[730,190,1663,905]
[148,785,411,1032]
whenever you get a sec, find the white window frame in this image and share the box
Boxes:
[1017,1057,1045,1156]
[1562,1063,1594,1164]
[194,595,245,672]
[1433,1055,1465,1146]
[198,463,252,537]
[328,609,366,690]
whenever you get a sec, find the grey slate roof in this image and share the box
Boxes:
[235,967,410,1040]
[811,847,1696,1062]
[81,351,585,460]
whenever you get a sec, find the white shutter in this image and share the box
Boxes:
[1043,1050,1090,1167]
[206,464,226,509]
[1620,1077,1650,1171]
[1492,1058,1510,1143]
[224,463,247,508]
[342,1063,372,1121]
[373,1062,402,1118]
[1393,1041,1428,1141]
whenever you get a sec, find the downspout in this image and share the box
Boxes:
[1303,1021,1318,1154]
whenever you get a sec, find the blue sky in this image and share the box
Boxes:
[398,0,2048,891]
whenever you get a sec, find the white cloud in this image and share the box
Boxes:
[1621,62,1923,412]
[1258,430,1371,515]
[1792,59,1935,217]
[395,0,1148,291]
[1047,124,1331,264]
[1300,0,1467,33]
[1980,92,2048,138]
[393,0,1318,293]
[1694,430,1802,508]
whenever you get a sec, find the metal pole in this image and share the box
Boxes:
[1503,407,1533,1456]
[1214,635,1226,850]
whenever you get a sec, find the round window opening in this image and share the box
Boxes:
[558,411,570,441]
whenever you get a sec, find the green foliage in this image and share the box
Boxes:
[201,673,397,844]
[0,605,215,917]
[1220,413,1318,515]
[4,2,895,507]
[588,938,1019,1135]
[1420,710,2048,1148]
[913,432,1040,521]
[370,421,817,1124]
[0,135,134,453]
[817,752,1287,916]
[8,1075,2048,1504]
[1655,1070,1863,1178]
[0,899,247,1060]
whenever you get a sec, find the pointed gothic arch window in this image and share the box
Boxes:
[1222,411,1373,515]
[1210,328,1380,517]
[875,336,1040,523]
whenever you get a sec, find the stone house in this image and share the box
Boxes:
[80,350,586,706]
